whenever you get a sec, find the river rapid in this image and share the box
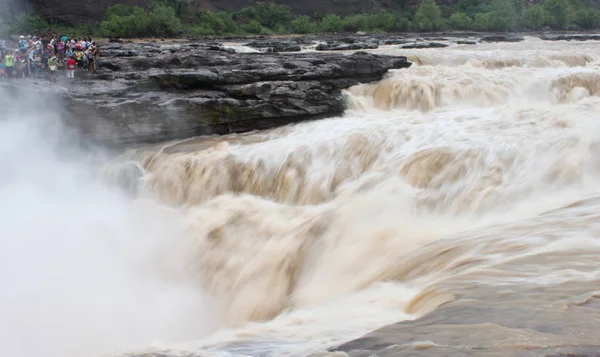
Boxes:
[2,36,600,357]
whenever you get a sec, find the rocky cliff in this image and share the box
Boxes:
[0,38,411,147]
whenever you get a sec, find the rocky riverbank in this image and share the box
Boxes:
[3,31,598,148]
[0,40,411,148]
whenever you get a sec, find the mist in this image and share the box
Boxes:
[0,78,219,355]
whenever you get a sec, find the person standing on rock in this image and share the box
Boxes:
[4,51,14,79]
[18,36,27,55]
[66,55,76,79]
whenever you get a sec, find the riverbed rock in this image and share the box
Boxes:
[383,39,411,45]
[401,42,448,49]
[316,41,379,51]
[1,41,411,147]
[244,40,302,52]
[540,34,600,41]
[480,34,524,42]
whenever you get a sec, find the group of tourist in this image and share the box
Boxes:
[0,34,100,80]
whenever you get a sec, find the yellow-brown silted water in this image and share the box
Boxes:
[102,37,600,357]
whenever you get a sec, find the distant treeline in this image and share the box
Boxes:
[1,0,600,38]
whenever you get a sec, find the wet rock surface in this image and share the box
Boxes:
[480,34,525,42]
[316,38,380,51]
[1,40,410,147]
[244,40,302,52]
[540,34,600,41]
[401,42,448,49]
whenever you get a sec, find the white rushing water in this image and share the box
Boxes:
[3,36,600,357]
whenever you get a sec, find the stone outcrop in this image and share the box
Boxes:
[540,34,600,41]
[1,40,411,147]
[316,40,379,51]
[480,34,524,42]
[244,40,302,53]
[401,42,448,49]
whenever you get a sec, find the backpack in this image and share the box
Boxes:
[57,42,64,51]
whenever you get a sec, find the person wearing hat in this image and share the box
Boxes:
[19,36,27,54]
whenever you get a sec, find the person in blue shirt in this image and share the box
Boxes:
[19,36,27,54]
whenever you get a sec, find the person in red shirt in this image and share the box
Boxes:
[66,56,76,79]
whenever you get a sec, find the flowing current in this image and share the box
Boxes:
[3,37,600,357]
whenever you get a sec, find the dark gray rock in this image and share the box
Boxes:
[383,39,411,45]
[401,42,448,49]
[245,40,302,52]
[316,41,379,51]
[480,34,524,42]
[456,40,477,45]
[2,41,411,147]
[539,34,600,41]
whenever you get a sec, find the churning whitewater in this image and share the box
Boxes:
[3,36,600,357]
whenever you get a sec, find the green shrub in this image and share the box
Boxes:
[367,11,409,32]
[490,0,519,29]
[521,5,551,29]
[241,20,270,34]
[543,0,569,28]
[186,25,216,37]
[99,4,180,37]
[343,14,369,32]
[201,12,240,35]
[448,12,472,29]
[92,1,600,38]
[290,15,316,34]
[11,14,49,34]
[415,0,443,31]
[473,11,513,31]
[320,15,344,33]
[573,8,600,29]
[235,4,293,29]
[100,6,151,38]
[383,13,410,32]
[149,5,181,36]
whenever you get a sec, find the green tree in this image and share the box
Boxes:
[448,12,472,29]
[343,14,369,32]
[149,5,181,36]
[199,11,238,34]
[573,8,600,29]
[10,14,49,34]
[320,14,344,33]
[415,0,442,31]
[235,4,293,29]
[543,0,569,28]
[521,5,551,29]
[242,20,269,34]
[473,11,513,31]
[291,15,316,33]
[100,6,151,37]
[491,0,519,29]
